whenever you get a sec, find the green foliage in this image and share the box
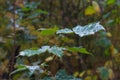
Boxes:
[73,22,105,37]
[57,22,105,37]
[67,47,90,54]
[43,69,82,80]
[10,65,43,77]
[57,28,73,34]
[40,27,58,36]
[1,0,120,80]
[19,46,64,58]
[97,67,109,80]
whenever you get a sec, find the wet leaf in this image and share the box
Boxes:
[19,46,50,57]
[48,46,65,58]
[73,22,105,37]
[57,28,73,34]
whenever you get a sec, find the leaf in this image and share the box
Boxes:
[97,67,109,80]
[10,65,27,75]
[10,65,44,76]
[67,47,90,54]
[48,46,64,58]
[92,1,100,13]
[19,46,50,57]
[56,28,73,34]
[26,65,44,76]
[73,22,105,37]
[40,27,58,36]
[55,69,82,80]
[43,69,82,80]
[19,45,65,57]
[85,6,96,15]
[106,0,116,5]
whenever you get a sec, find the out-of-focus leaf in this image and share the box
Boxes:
[43,69,82,80]
[84,76,92,80]
[40,27,58,36]
[85,6,96,15]
[106,0,116,5]
[92,1,100,13]
[108,68,114,80]
[48,46,64,58]
[73,72,79,77]
[57,28,73,34]
[96,37,112,48]
[28,9,48,19]
[103,13,111,19]
[67,47,90,54]
[55,69,82,80]
[73,22,105,37]
[97,67,109,80]
[79,71,86,77]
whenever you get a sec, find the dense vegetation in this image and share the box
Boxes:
[0,0,120,80]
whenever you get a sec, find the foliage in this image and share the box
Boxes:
[43,69,82,80]
[0,0,120,80]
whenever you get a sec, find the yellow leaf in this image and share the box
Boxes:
[108,69,114,80]
[104,60,113,68]
[92,1,101,13]
[84,76,92,80]
[45,56,53,62]
[79,71,85,77]
[106,32,112,37]
[73,72,79,77]
[85,6,96,15]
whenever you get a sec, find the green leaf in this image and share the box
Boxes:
[97,67,109,80]
[48,46,64,58]
[28,9,48,19]
[106,0,116,5]
[85,6,96,15]
[67,47,90,54]
[40,27,58,36]
[10,65,27,75]
[43,69,82,80]
[19,46,50,57]
[19,45,64,57]
[26,65,44,76]
[73,22,105,37]
[57,28,73,34]
[55,69,82,80]
[10,65,44,76]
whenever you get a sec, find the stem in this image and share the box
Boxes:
[9,2,16,79]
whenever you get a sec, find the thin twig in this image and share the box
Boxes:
[9,2,16,79]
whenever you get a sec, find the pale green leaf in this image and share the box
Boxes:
[19,46,50,57]
[10,65,44,76]
[48,46,64,58]
[57,28,73,34]
[73,22,105,37]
